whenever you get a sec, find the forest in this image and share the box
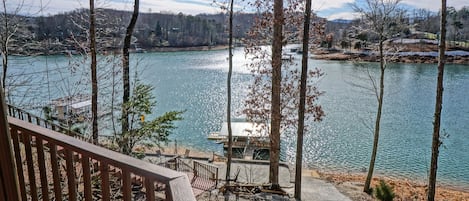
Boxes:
[2,6,468,56]
[2,9,258,55]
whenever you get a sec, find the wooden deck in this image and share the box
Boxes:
[1,113,196,201]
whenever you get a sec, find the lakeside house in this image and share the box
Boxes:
[51,94,91,122]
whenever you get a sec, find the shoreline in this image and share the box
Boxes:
[149,144,469,200]
[145,45,229,52]
[312,51,469,64]
[11,45,230,56]
[320,171,469,200]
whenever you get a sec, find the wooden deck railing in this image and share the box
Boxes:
[226,140,270,148]
[8,117,196,201]
[159,157,219,197]
[7,104,88,142]
[192,161,219,189]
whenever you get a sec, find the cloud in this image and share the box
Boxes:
[312,0,355,11]
[318,0,468,20]
[6,0,220,15]
[402,0,468,11]
[141,0,220,14]
[326,12,359,20]
[5,0,469,17]
[5,0,84,15]
[314,0,356,20]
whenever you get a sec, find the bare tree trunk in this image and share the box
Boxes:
[121,0,139,153]
[1,0,8,91]
[89,0,98,144]
[225,0,234,187]
[294,0,312,199]
[428,1,446,200]
[352,0,402,194]
[0,82,21,201]
[364,39,385,194]
[1,45,7,90]
[270,0,283,189]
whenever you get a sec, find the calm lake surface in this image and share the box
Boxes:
[9,49,469,190]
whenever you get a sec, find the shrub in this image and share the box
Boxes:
[375,180,396,201]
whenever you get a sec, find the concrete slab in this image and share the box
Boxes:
[147,156,352,201]
[217,161,352,201]
[296,177,352,201]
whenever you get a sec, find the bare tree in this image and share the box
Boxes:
[89,0,98,144]
[244,0,325,188]
[49,2,127,141]
[0,1,59,111]
[226,0,234,186]
[352,0,404,194]
[269,0,283,189]
[294,0,313,199]
[121,0,139,151]
[428,0,447,200]
[0,0,24,91]
[0,75,21,201]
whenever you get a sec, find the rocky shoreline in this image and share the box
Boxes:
[312,52,469,64]
[322,171,469,201]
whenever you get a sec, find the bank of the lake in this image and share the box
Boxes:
[144,144,469,200]
[312,51,469,64]
[147,45,229,52]
[312,41,469,64]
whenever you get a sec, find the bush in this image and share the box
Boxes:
[375,180,396,201]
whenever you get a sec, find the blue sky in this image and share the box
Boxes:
[6,0,468,20]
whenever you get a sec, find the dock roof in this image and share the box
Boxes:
[219,121,268,137]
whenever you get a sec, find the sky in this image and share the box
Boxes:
[6,0,469,20]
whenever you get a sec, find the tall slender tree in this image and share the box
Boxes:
[244,0,324,189]
[121,0,139,152]
[352,0,404,193]
[295,0,312,199]
[428,0,447,200]
[0,79,21,201]
[1,0,9,90]
[270,0,283,189]
[0,0,23,92]
[89,0,98,144]
[225,0,234,186]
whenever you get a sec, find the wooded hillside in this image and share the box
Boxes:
[6,9,256,55]
[4,6,468,55]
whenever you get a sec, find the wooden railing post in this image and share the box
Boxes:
[165,175,196,201]
[0,87,22,201]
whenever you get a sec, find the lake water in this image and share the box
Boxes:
[8,49,469,190]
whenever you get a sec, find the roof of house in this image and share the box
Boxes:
[70,100,91,109]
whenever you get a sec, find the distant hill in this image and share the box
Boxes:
[4,7,468,55]
[7,9,256,55]
[330,19,353,24]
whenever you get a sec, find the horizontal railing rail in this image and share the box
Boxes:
[226,140,270,148]
[8,117,196,201]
